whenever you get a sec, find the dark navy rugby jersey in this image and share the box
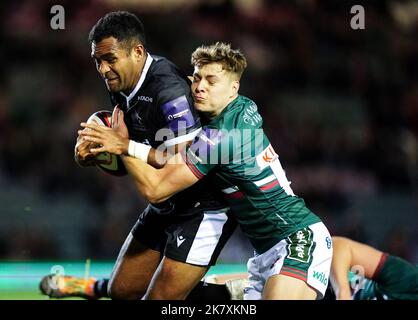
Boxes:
[108,53,227,213]
[110,54,201,148]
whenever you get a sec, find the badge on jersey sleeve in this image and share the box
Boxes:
[255,144,295,196]
[160,95,196,132]
[256,144,278,170]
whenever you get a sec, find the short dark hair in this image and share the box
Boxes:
[88,11,146,50]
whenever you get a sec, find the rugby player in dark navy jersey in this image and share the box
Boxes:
[71,11,236,300]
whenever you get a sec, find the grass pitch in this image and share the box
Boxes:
[0,261,246,300]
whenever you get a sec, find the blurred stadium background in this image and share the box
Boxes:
[0,0,417,299]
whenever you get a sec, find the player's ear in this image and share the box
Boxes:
[231,80,240,95]
[132,43,145,61]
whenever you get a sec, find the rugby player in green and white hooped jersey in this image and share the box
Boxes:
[82,42,333,299]
[181,94,332,300]
[184,94,322,254]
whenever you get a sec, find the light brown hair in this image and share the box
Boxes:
[191,42,247,79]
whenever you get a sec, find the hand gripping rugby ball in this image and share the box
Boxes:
[86,110,127,176]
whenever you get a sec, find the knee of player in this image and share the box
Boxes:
[144,264,200,299]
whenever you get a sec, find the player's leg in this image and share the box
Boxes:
[144,208,237,300]
[39,205,167,300]
[107,233,161,300]
[264,222,333,300]
[39,269,237,300]
[108,205,171,299]
[39,254,154,300]
[39,273,100,299]
[39,238,163,301]
[144,256,207,299]
[263,274,317,299]
[244,222,332,300]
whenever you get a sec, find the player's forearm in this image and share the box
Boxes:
[121,155,174,203]
[130,141,188,169]
[330,237,354,300]
[147,148,167,169]
[330,261,352,300]
[337,289,352,300]
[127,141,167,169]
[330,276,352,300]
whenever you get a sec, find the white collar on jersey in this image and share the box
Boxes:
[120,52,153,108]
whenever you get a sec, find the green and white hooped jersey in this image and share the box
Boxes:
[183,95,321,254]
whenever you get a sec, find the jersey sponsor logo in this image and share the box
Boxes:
[243,103,262,126]
[325,237,332,249]
[177,235,186,247]
[135,114,143,125]
[133,111,147,130]
[256,145,278,170]
[287,228,314,263]
[138,95,153,103]
[255,144,295,196]
[312,270,328,286]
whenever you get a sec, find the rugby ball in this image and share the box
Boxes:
[86,110,127,176]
